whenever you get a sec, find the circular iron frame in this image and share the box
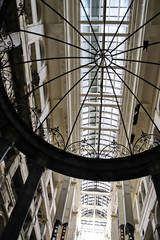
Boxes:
[0,0,160,181]
[1,78,160,181]
[94,50,113,68]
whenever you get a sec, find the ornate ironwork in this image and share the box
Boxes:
[0,52,10,67]
[0,29,14,67]
[0,29,14,52]
[40,127,65,150]
[66,139,97,158]
[133,132,160,154]
[17,0,25,17]
[13,104,41,131]
[1,70,16,103]
[100,140,131,159]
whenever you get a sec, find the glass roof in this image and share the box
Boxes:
[81,180,111,192]
[80,180,111,238]
[80,0,130,155]
[79,0,131,238]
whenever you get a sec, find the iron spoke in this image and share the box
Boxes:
[40,0,97,52]
[110,66,160,134]
[112,41,160,57]
[102,0,107,50]
[97,0,107,156]
[22,60,95,98]
[19,29,95,56]
[107,68,132,153]
[0,56,94,69]
[65,66,100,149]
[80,0,101,51]
[35,65,97,132]
[113,58,160,66]
[98,67,104,157]
[112,62,160,91]
[111,12,160,53]
[107,0,134,51]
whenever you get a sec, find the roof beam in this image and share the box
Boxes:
[81,93,122,98]
[81,205,109,210]
[81,126,119,131]
[82,32,128,37]
[83,102,120,107]
[82,65,123,69]
[81,217,107,222]
[81,190,111,196]
[80,20,129,24]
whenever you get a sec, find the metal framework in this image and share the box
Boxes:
[0,0,160,181]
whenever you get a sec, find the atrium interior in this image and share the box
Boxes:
[0,0,160,239]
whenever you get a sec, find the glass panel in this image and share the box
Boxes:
[80,0,131,237]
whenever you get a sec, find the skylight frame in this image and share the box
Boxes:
[79,0,131,238]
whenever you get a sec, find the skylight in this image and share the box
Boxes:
[80,0,130,155]
[79,0,131,238]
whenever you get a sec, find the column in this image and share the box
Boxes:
[63,181,76,223]
[62,182,76,239]
[51,176,71,240]
[111,214,119,240]
[67,212,78,240]
[122,181,135,240]
[117,184,125,240]
[0,164,43,240]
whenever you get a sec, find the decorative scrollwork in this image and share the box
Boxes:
[40,127,65,150]
[13,104,41,131]
[66,139,97,158]
[133,132,160,154]
[0,29,15,67]
[100,140,131,159]
[0,53,10,67]
[17,0,25,16]
[0,29,14,54]
[1,70,16,103]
